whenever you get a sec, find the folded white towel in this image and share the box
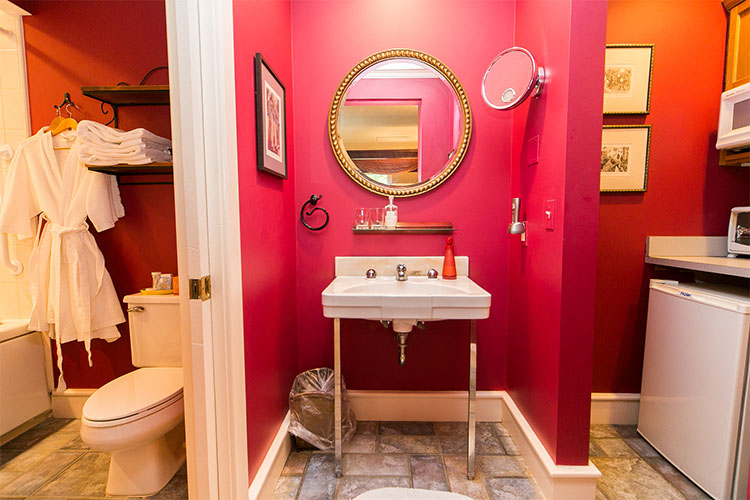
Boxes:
[78,120,171,147]
[80,148,172,165]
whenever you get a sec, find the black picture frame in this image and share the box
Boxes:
[254,53,287,178]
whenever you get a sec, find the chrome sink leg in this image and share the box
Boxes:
[467,320,477,480]
[334,318,342,477]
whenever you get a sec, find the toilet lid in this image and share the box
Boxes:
[83,367,183,422]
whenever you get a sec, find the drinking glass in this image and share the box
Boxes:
[369,208,384,229]
[354,208,369,229]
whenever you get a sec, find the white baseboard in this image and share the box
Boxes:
[51,388,95,418]
[501,393,600,500]
[248,411,292,500]
[590,393,640,425]
[348,390,504,422]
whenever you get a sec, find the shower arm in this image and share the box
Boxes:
[0,145,23,276]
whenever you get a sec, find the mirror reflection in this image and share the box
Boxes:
[339,60,461,187]
[329,50,472,197]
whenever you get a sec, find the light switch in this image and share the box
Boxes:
[544,200,555,230]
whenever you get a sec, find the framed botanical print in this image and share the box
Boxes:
[603,44,654,114]
[255,53,287,178]
[600,125,651,192]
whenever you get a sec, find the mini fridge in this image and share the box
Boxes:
[639,280,750,500]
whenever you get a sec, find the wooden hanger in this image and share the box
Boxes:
[51,117,77,136]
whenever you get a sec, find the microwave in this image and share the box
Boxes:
[716,82,750,150]
[729,207,750,256]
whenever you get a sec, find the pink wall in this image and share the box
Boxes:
[346,78,457,181]
[17,0,176,388]
[593,0,750,394]
[291,0,513,393]
[233,0,299,481]
[507,0,607,465]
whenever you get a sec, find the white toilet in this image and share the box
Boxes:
[80,293,184,497]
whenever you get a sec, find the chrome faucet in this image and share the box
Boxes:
[396,263,407,281]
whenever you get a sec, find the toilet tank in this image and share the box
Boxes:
[123,294,181,367]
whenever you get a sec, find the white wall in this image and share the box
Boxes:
[0,9,31,320]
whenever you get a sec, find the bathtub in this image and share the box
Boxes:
[0,319,52,437]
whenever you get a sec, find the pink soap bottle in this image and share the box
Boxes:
[442,237,457,280]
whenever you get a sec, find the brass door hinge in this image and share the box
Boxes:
[189,275,211,301]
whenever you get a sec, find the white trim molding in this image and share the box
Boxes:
[590,393,640,425]
[51,388,95,418]
[348,390,503,422]
[248,412,293,500]
[502,393,600,500]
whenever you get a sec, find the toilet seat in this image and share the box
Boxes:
[83,367,183,427]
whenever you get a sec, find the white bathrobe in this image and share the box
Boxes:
[0,128,125,390]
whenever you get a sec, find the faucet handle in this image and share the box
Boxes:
[366,269,377,279]
[427,269,439,279]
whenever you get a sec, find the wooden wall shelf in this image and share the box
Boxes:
[81,85,170,106]
[86,162,173,175]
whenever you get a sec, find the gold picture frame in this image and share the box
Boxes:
[603,44,654,115]
[600,125,651,192]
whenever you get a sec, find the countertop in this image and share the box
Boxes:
[645,236,750,278]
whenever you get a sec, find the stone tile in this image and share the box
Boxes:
[491,423,510,436]
[59,434,88,451]
[595,486,609,500]
[33,451,109,498]
[298,454,337,500]
[590,424,619,439]
[0,418,72,451]
[593,457,686,500]
[411,455,449,491]
[589,439,606,458]
[282,452,310,475]
[477,456,529,477]
[150,471,189,500]
[612,425,639,439]
[485,477,544,500]
[355,422,378,436]
[0,449,22,468]
[341,454,409,477]
[272,476,301,500]
[0,470,21,490]
[0,450,83,497]
[624,437,659,458]
[377,435,440,454]
[435,423,467,454]
[476,423,504,455]
[594,438,637,457]
[343,435,376,454]
[643,456,711,500]
[334,476,410,500]
[443,455,490,500]
[498,437,519,456]
[378,422,435,435]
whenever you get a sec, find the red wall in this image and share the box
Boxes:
[291,0,513,393]
[593,0,750,394]
[507,0,606,465]
[17,0,176,388]
[232,0,299,481]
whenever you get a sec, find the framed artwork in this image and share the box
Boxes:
[600,125,651,192]
[255,53,287,178]
[603,44,654,114]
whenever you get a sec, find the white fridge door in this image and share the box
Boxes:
[639,282,750,500]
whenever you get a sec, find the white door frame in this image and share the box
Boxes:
[165,1,248,498]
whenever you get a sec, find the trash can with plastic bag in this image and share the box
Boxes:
[288,367,356,450]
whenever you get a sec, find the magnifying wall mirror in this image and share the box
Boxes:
[329,49,472,197]
[482,47,544,110]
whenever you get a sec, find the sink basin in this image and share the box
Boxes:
[322,276,491,321]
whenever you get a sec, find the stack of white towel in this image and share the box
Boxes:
[77,120,172,166]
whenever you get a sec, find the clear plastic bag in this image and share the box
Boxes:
[288,367,357,450]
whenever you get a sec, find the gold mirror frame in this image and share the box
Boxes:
[328,49,472,197]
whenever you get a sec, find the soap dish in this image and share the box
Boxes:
[141,288,173,295]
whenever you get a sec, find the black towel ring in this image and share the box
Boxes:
[300,195,329,231]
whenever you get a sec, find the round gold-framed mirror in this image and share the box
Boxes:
[328,49,472,197]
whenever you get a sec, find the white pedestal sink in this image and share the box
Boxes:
[321,256,492,480]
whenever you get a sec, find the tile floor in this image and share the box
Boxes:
[275,422,713,500]
[0,418,714,500]
[0,418,187,500]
